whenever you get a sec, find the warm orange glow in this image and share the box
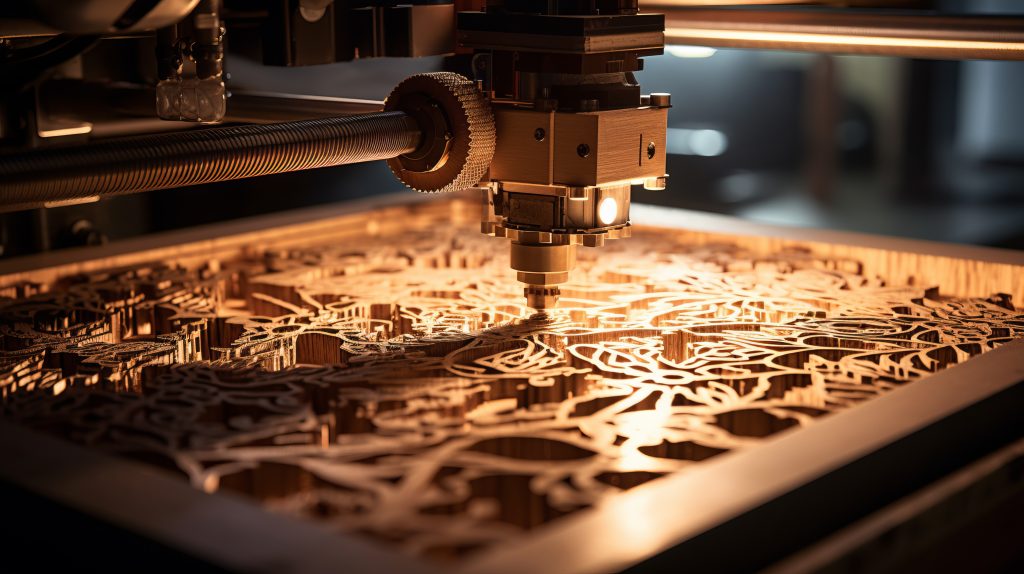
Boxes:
[43,196,100,209]
[5,197,1023,564]
[38,124,93,138]
[665,27,1024,54]
[598,197,619,225]
[652,0,827,4]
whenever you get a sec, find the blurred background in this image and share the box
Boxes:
[2,0,1023,257]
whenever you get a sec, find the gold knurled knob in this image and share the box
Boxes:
[384,72,495,194]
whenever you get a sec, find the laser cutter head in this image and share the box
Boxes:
[482,181,647,311]
[478,93,670,311]
[456,1,669,310]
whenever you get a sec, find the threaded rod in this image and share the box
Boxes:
[0,111,421,211]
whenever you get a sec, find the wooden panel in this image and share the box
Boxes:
[0,193,1021,573]
[633,204,1024,306]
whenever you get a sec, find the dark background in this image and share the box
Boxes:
[3,0,1023,257]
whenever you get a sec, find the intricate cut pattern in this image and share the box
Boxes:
[2,209,1022,559]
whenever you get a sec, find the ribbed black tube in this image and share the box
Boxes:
[0,111,421,211]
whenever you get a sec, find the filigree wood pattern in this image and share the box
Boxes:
[1,204,1022,560]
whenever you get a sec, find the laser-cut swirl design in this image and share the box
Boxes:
[1,217,1022,560]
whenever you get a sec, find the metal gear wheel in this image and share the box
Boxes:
[384,72,495,194]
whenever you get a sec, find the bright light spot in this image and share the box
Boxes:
[690,129,728,157]
[666,128,729,157]
[598,197,618,225]
[665,26,1016,55]
[666,45,718,59]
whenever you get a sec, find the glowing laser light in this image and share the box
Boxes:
[598,197,618,225]
[667,45,718,59]
[664,27,1024,57]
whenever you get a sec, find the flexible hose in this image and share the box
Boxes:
[0,111,421,211]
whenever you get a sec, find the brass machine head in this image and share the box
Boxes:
[464,1,669,311]
[483,183,646,311]
[479,100,671,309]
[379,2,670,311]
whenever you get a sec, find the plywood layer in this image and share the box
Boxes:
[1,195,1021,561]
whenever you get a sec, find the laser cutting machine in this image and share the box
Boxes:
[1,0,674,311]
[1,3,1024,573]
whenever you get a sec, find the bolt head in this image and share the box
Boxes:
[649,93,671,107]
[644,175,668,191]
[517,271,569,285]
